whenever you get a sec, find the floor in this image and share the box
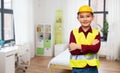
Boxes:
[16,56,120,73]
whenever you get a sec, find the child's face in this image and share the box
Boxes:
[77,12,94,28]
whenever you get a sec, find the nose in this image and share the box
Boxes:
[83,17,87,21]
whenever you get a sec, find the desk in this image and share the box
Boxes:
[0,46,18,73]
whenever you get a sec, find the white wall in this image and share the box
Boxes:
[34,0,63,24]
[13,0,35,58]
[62,0,88,43]
[34,0,89,44]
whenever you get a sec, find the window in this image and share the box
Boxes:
[89,0,108,41]
[0,0,15,44]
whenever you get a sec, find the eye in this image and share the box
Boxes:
[87,15,90,18]
[80,15,84,18]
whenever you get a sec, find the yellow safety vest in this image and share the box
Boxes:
[70,28,100,68]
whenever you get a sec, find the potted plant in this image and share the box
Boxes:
[101,20,109,41]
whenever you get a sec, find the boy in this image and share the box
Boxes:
[68,5,101,73]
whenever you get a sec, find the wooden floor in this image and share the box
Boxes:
[16,56,120,73]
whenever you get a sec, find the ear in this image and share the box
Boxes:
[92,15,94,21]
[77,16,79,20]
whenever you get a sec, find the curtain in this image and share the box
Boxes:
[106,0,120,60]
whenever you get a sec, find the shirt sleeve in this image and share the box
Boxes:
[81,32,101,54]
[69,31,76,43]
[69,31,82,55]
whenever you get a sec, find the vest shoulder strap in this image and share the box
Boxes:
[72,28,99,36]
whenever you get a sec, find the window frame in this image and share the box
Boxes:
[89,0,108,41]
[0,0,15,44]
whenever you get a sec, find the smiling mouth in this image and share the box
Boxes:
[83,22,88,24]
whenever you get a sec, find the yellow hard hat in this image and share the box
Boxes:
[78,5,93,13]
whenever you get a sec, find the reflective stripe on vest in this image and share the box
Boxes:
[70,28,100,68]
[70,54,99,60]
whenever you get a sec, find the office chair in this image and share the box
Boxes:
[15,44,30,72]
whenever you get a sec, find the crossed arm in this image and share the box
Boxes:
[68,32,101,55]
[69,39,99,51]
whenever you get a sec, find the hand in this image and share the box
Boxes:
[68,43,81,51]
[92,39,99,45]
[68,43,76,51]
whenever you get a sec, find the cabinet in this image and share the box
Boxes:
[36,24,53,56]
[0,46,17,73]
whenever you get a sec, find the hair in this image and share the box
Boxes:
[77,12,94,16]
[77,12,94,18]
